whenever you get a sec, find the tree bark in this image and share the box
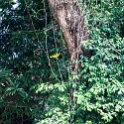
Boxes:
[47,0,90,73]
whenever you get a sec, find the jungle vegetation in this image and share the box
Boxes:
[0,0,124,124]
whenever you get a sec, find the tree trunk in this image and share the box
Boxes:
[47,0,90,73]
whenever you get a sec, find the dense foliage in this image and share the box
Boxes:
[0,0,124,124]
